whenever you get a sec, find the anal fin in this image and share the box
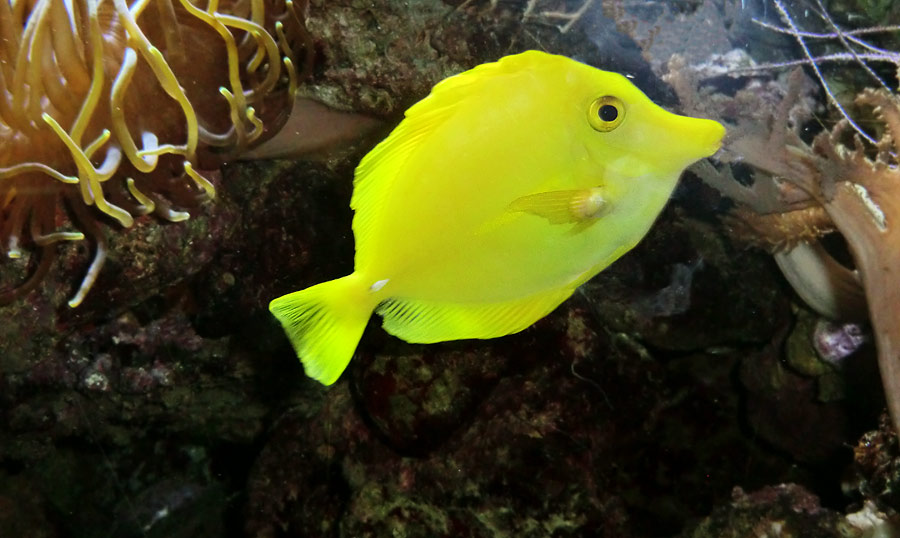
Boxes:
[376,286,575,344]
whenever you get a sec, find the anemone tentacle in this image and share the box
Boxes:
[0,0,310,306]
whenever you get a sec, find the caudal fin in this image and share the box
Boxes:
[269,274,375,385]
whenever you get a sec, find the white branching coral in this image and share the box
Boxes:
[739,0,900,144]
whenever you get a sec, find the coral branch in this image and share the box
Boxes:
[773,242,866,321]
[668,13,900,431]
[707,79,900,433]
[824,178,900,434]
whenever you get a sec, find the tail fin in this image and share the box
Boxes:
[269,274,375,385]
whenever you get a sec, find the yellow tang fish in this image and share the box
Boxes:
[270,50,725,385]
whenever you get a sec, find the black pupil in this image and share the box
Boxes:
[599,104,618,122]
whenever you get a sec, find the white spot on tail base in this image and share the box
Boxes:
[370,279,389,292]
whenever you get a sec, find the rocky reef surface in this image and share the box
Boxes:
[1,1,898,537]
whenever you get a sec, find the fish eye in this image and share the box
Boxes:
[588,96,625,132]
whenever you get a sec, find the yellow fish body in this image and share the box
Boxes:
[270,50,725,385]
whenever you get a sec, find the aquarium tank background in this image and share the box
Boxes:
[0,0,899,536]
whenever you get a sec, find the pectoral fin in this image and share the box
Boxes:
[508,187,608,224]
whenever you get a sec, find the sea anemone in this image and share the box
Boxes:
[0,0,310,307]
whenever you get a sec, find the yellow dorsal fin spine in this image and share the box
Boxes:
[269,274,377,385]
[403,51,546,116]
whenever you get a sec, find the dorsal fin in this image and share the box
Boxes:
[350,51,556,268]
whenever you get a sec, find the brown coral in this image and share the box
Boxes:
[696,69,900,434]
[0,0,310,307]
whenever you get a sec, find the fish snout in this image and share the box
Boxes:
[693,117,726,157]
[666,114,726,162]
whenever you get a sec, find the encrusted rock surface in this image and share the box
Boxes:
[1,1,897,537]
